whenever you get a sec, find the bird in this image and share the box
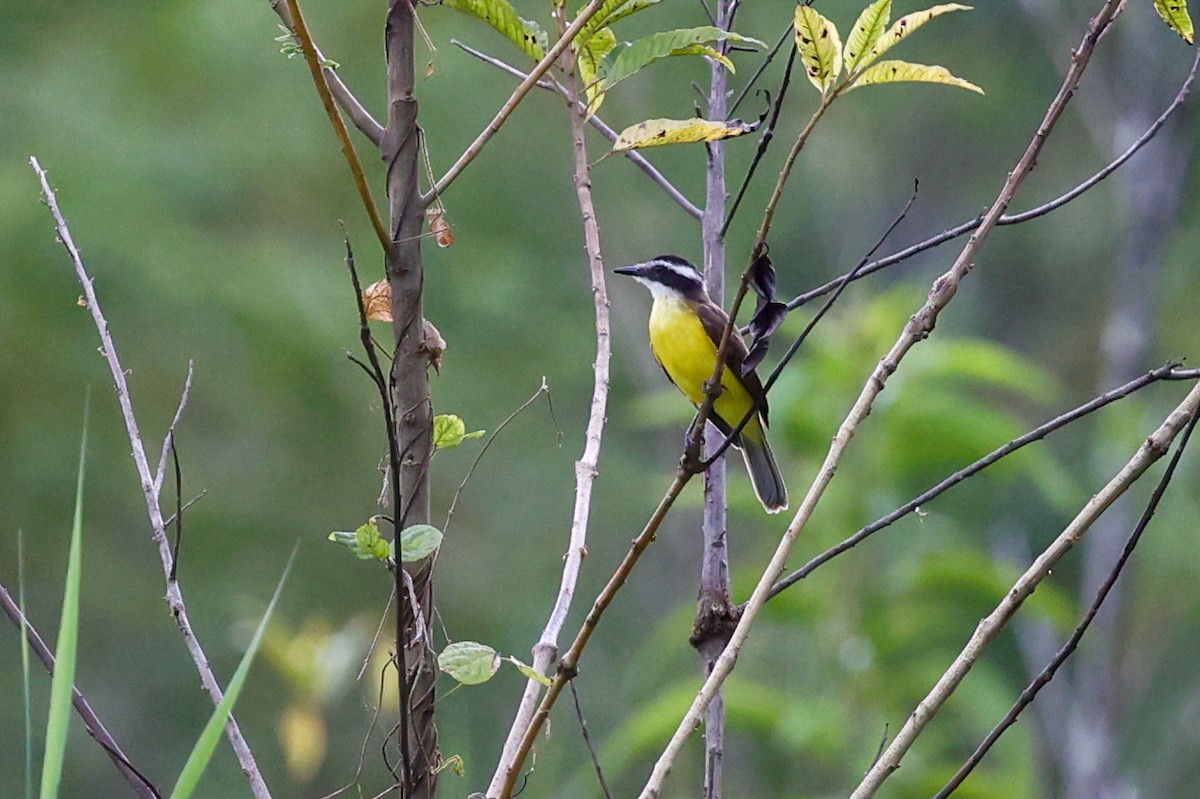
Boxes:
[614,254,788,513]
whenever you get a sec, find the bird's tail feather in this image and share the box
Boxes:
[740,434,788,514]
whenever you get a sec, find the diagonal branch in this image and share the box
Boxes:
[767,362,1195,600]
[284,0,392,252]
[637,3,1126,796]
[932,402,1200,799]
[854,378,1200,798]
[424,0,611,205]
[30,156,273,799]
[268,0,385,144]
[1,584,162,799]
[786,48,1199,311]
[451,40,702,219]
[487,27,614,797]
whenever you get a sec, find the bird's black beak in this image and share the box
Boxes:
[613,264,642,276]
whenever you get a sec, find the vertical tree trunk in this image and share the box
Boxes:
[695,2,735,796]
[383,0,438,795]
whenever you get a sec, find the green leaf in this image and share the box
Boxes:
[433,413,485,450]
[170,549,295,799]
[509,657,552,686]
[859,4,973,72]
[578,0,666,40]
[438,641,501,685]
[848,59,983,94]
[328,519,389,561]
[578,26,618,116]
[443,0,548,61]
[612,117,756,151]
[40,405,88,799]
[844,0,891,72]
[1154,0,1194,43]
[598,27,765,91]
[397,523,443,562]
[794,5,843,93]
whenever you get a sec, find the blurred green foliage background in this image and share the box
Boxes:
[2,1,1198,797]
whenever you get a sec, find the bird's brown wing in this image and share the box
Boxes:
[692,299,771,425]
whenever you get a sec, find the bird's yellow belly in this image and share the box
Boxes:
[648,298,755,431]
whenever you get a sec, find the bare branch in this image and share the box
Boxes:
[153,361,194,498]
[268,0,385,144]
[933,402,1200,798]
[451,40,702,219]
[638,4,1126,796]
[425,0,611,205]
[767,362,1194,599]
[285,0,392,252]
[0,583,162,799]
[488,28,614,797]
[570,682,615,799]
[856,378,1200,797]
[30,156,272,798]
[786,48,1199,311]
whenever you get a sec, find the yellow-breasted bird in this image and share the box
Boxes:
[615,255,788,513]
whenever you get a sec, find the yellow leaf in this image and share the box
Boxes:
[859,3,973,73]
[1154,0,1194,44]
[794,5,843,93]
[578,26,617,117]
[611,117,756,151]
[361,279,392,322]
[844,0,892,73]
[849,59,983,94]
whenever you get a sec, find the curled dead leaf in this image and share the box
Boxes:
[428,208,454,248]
[362,279,393,322]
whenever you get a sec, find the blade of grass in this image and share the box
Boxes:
[168,545,296,799]
[19,529,33,799]
[40,395,89,799]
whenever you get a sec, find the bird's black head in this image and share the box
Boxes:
[614,255,707,300]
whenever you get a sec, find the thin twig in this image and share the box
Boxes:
[451,39,702,219]
[268,0,385,144]
[932,403,1200,799]
[340,233,414,786]
[638,4,1126,796]
[488,26,616,797]
[443,378,552,535]
[285,0,392,252]
[30,156,273,799]
[569,682,614,799]
[785,47,1200,311]
[495,471,693,799]
[767,362,1194,600]
[706,184,919,470]
[425,0,612,205]
[0,584,162,799]
[855,378,1200,797]
[153,361,194,497]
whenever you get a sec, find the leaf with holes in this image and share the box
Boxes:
[1154,0,1194,43]
[612,117,756,151]
[848,60,983,94]
[844,0,892,72]
[443,0,547,61]
[794,5,843,92]
[859,4,973,72]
